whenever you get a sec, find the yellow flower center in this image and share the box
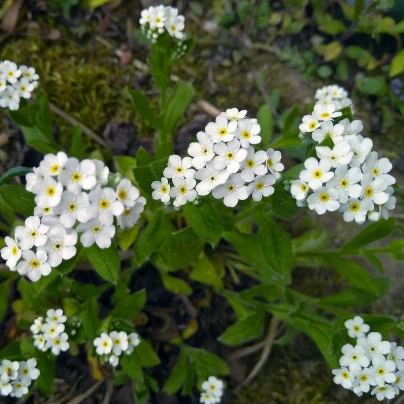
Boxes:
[179,186,187,195]
[372,168,379,176]
[20,85,26,91]
[124,209,131,216]
[227,185,235,192]
[350,203,360,212]
[54,243,63,250]
[50,164,59,174]
[176,167,183,174]
[219,128,228,136]
[118,190,127,200]
[360,375,368,382]
[46,186,56,196]
[365,187,374,197]
[340,179,348,187]
[320,193,329,202]
[256,181,264,190]
[379,387,387,392]
[93,226,101,233]
[30,231,38,238]
[72,172,82,182]
[160,185,168,193]
[227,152,235,159]
[352,355,358,360]
[341,372,349,379]
[246,159,255,168]
[22,369,29,375]
[313,169,322,179]
[241,130,251,139]
[267,159,273,167]
[54,339,61,346]
[309,122,317,130]
[43,207,51,213]
[114,339,121,345]
[11,246,18,255]
[171,25,176,31]
[300,184,307,192]
[203,148,209,154]
[69,203,77,211]
[321,112,331,119]
[102,341,109,347]
[99,199,110,209]
[377,368,385,376]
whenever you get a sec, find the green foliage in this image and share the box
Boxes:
[0,185,36,217]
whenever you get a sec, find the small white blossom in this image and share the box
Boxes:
[313,103,342,121]
[247,175,275,201]
[299,158,334,190]
[116,179,140,208]
[202,376,224,399]
[358,332,391,358]
[362,152,395,186]
[316,141,353,168]
[388,343,404,371]
[345,135,373,167]
[163,155,195,179]
[340,199,368,224]
[0,237,21,268]
[307,187,340,214]
[59,158,97,194]
[213,139,248,174]
[110,331,129,356]
[18,359,40,385]
[195,161,229,196]
[312,121,344,144]
[240,148,267,182]
[327,165,362,203]
[188,131,215,169]
[339,344,370,372]
[46,309,67,324]
[170,177,197,206]
[220,108,247,121]
[56,191,90,228]
[77,219,115,249]
[344,316,370,339]
[88,187,124,225]
[212,174,249,208]
[152,177,171,203]
[235,118,261,148]
[94,333,113,355]
[205,115,237,143]
[299,114,319,132]
[17,250,51,281]
[265,149,284,179]
[291,180,309,201]
[332,367,354,389]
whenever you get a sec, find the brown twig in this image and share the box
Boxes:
[240,316,280,386]
[48,103,109,149]
[102,380,114,404]
[65,380,103,404]
[229,340,266,361]
[197,99,221,117]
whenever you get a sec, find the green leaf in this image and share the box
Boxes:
[190,255,224,289]
[83,297,98,340]
[0,341,22,361]
[257,213,293,276]
[184,201,223,244]
[163,81,194,135]
[163,349,188,395]
[319,19,346,34]
[292,229,328,254]
[172,37,196,61]
[36,353,56,395]
[133,158,168,196]
[0,167,32,186]
[342,218,395,251]
[257,104,273,148]
[114,156,137,183]
[128,90,162,130]
[324,255,380,295]
[133,339,160,368]
[0,282,9,323]
[83,242,120,284]
[55,249,81,275]
[136,147,155,166]
[150,41,171,95]
[0,185,35,217]
[159,271,192,295]
[69,126,86,160]
[281,106,299,137]
[18,278,49,313]
[269,181,299,219]
[357,76,388,96]
[219,309,265,346]
[121,352,143,381]
[111,289,147,319]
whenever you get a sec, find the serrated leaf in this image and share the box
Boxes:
[269,181,299,219]
[133,158,168,196]
[111,289,147,319]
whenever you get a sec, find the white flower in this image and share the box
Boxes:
[46,309,67,324]
[199,391,218,404]
[88,187,124,225]
[48,332,69,355]
[163,155,195,179]
[110,331,129,356]
[339,344,370,372]
[140,7,153,25]
[299,114,320,132]
[41,321,64,339]
[116,179,140,208]
[221,108,247,121]
[291,180,309,201]
[345,135,373,167]
[1,237,21,268]
[188,132,215,169]
[354,368,375,393]
[59,158,97,194]
[340,118,363,136]
[362,152,395,186]
[307,187,340,214]
[195,161,229,196]
[0,87,20,110]
[93,160,109,186]
[371,384,396,401]
[34,205,54,218]
[118,197,146,229]
[77,219,116,249]
[0,360,19,382]
[202,376,224,398]
[13,78,34,99]
[17,250,51,281]
[212,174,249,207]
[332,367,354,389]
[247,175,275,201]
[150,8,165,29]
[18,359,40,385]
[316,141,353,168]
[312,104,342,121]
[340,199,368,224]
[39,152,68,177]
[33,334,46,351]
[57,191,90,228]
[20,66,39,81]
[126,333,140,354]
[32,176,63,209]
[94,333,113,355]
[43,227,77,267]
[30,317,43,334]
[394,371,404,392]
[299,158,334,190]
[388,343,404,371]
[0,380,12,395]
[170,177,197,206]
[1,62,21,84]
[240,148,267,182]
[205,115,237,143]
[152,177,171,203]
[358,332,391,358]
[15,216,49,250]
[312,121,344,144]
[265,149,284,179]
[370,354,396,386]
[213,139,247,173]
[361,174,389,210]
[344,316,370,339]
[165,16,184,39]
[109,355,119,367]
[26,167,43,193]
[0,76,5,93]
[379,186,396,220]
[235,118,261,148]
[11,380,29,398]
[327,165,362,203]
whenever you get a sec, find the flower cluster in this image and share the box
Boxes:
[31,309,70,356]
[200,376,224,404]
[291,86,396,224]
[333,316,404,401]
[0,60,39,111]
[93,331,140,367]
[314,84,352,109]
[0,358,40,398]
[1,152,145,281]
[140,5,185,42]
[152,109,284,208]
